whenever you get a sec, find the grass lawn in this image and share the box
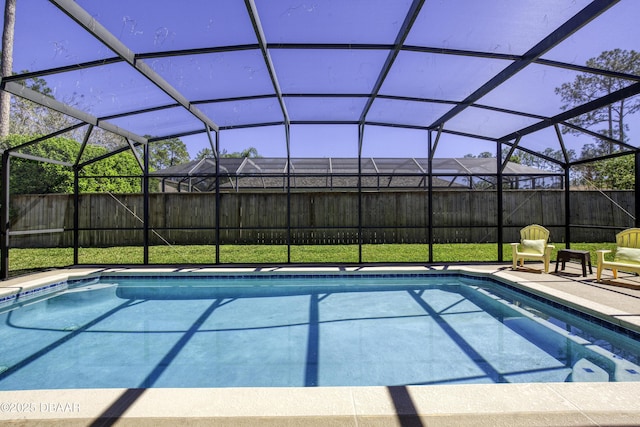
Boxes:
[7,242,618,278]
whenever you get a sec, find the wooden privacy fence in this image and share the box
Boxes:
[8,190,635,248]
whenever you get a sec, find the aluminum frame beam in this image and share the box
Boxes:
[48,0,220,133]
[500,81,640,143]
[244,0,290,126]
[3,82,147,144]
[428,0,620,129]
[358,0,425,124]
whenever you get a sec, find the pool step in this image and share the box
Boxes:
[571,358,609,382]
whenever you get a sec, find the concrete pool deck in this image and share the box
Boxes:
[1,262,640,426]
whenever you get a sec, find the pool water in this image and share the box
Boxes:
[1,273,640,390]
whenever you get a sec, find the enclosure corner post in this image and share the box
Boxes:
[0,150,9,280]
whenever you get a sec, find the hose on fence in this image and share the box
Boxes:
[107,192,193,263]
[580,178,635,221]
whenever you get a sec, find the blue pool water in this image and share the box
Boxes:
[1,273,640,390]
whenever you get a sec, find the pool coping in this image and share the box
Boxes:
[2,382,640,426]
[2,264,640,425]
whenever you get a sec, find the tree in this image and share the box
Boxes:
[9,75,74,135]
[589,155,635,190]
[194,146,261,160]
[239,147,260,158]
[0,0,17,140]
[3,72,125,149]
[464,151,494,158]
[555,49,640,156]
[220,146,261,158]
[5,135,142,194]
[148,137,190,170]
[555,49,640,189]
[195,148,214,159]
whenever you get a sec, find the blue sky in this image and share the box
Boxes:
[2,0,639,160]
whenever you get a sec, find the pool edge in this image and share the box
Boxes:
[2,382,640,426]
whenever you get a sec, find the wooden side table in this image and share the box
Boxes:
[555,249,592,277]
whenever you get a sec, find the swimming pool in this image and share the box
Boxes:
[1,272,640,390]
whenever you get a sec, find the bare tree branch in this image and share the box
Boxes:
[0,0,17,141]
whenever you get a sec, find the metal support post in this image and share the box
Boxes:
[0,151,10,280]
[143,143,149,264]
[565,166,571,247]
[214,129,221,264]
[426,130,432,263]
[635,151,640,228]
[358,124,364,263]
[73,167,79,264]
[285,123,291,263]
[497,141,504,261]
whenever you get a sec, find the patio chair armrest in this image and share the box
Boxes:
[596,249,611,263]
[510,242,520,262]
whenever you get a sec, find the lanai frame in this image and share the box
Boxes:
[1,0,640,278]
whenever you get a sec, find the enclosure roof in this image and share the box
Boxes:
[2,0,640,164]
[153,157,557,177]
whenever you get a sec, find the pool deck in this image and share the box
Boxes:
[2,261,640,426]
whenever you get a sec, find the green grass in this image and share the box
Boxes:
[7,242,619,278]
